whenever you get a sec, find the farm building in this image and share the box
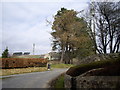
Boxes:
[13,52,22,56]
[13,52,30,56]
[24,52,30,55]
[44,52,60,60]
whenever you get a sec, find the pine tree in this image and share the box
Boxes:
[51,8,94,64]
[2,47,9,58]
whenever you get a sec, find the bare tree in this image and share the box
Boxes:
[85,2,120,54]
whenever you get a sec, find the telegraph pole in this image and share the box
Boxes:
[33,43,35,55]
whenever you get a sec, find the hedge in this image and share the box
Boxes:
[0,58,48,69]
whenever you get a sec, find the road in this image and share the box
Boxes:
[1,68,68,88]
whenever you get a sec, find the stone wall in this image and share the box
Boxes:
[76,76,120,88]
[65,53,120,89]
[64,74,72,88]
[64,74,120,89]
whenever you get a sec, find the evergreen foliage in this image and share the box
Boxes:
[2,47,9,58]
[51,8,95,64]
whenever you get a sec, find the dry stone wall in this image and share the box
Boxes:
[64,74,72,88]
[64,53,120,89]
[64,74,120,89]
[76,76,120,88]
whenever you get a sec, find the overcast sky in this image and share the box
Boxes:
[0,0,89,55]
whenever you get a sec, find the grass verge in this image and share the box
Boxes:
[48,73,65,89]
[0,67,47,76]
[54,75,65,88]
[51,64,74,68]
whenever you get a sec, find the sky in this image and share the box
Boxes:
[0,0,90,55]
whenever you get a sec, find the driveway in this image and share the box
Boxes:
[1,68,68,88]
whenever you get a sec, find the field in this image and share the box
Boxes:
[0,67,47,76]
[12,55,41,58]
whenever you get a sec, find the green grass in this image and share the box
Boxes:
[12,55,41,58]
[54,75,65,88]
[51,64,74,68]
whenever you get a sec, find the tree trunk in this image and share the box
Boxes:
[116,41,120,53]
[60,48,64,63]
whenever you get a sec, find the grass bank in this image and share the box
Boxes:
[51,64,74,68]
[54,75,65,88]
[48,73,65,89]
[0,67,47,76]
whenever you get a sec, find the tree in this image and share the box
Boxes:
[51,8,94,64]
[2,47,9,58]
[85,2,120,54]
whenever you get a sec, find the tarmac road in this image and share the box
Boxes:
[1,68,68,88]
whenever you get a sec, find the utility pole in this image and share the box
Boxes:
[33,43,35,55]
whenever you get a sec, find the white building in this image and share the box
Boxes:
[44,52,60,60]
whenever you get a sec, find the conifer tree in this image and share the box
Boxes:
[2,47,9,58]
